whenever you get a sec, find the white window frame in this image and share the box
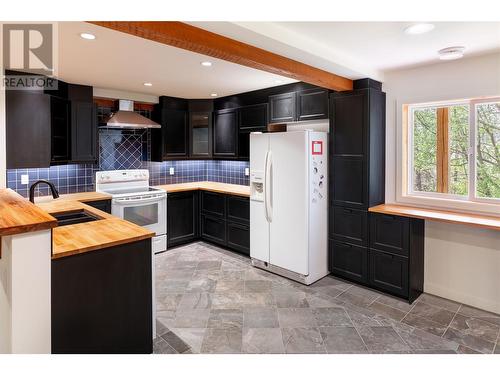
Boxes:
[399,97,500,216]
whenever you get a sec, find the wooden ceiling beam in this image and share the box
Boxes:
[87,21,353,92]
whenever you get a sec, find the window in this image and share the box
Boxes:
[407,98,499,205]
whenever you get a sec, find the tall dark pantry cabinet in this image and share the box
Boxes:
[328,79,424,304]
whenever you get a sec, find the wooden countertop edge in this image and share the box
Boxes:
[0,189,58,237]
[369,204,500,231]
[157,182,250,197]
[51,230,155,259]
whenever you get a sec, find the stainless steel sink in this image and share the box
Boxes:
[52,211,101,227]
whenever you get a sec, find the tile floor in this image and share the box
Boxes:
[153,242,500,354]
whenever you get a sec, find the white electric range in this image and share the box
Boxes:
[96,169,167,254]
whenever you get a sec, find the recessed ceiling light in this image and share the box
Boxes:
[80,33,96,40]
[201,61,213,67]
[143,82,153,87]
[438,46,465,60]
[404,23,435,35]
[210,93,218,97]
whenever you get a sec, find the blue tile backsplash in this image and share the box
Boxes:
[6,129,249,198]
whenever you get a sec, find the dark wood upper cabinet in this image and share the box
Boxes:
[189,111,212,158]
[152,96,189,161]
[50,96,71,164]
[68,84,97,163]
[6,90,52,168]
[269,92,296,123]
[239,103,268,130]
[296,88,329,121]
[213,108,238,157]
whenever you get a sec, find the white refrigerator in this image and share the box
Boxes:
[250,130,329,285]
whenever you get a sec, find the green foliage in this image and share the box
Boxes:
[413,108,437,193]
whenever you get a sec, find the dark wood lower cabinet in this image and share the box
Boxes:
[167,191,250,256]
[329,211,424,304]
[201,214,227,246]
[51,239,152,353]
[167,191,199,247]
[84,199,111,214]
[329,240,368,284]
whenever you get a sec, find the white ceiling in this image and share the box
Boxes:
[57,22,296,99]
[190,22,500,81]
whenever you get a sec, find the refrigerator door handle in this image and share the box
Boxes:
[263,150,269,222]
[265,150,273,223]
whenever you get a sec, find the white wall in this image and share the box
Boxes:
[1,22,6,188]
[384,52,500,313]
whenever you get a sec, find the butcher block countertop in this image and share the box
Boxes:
[35,191,111,203]
[369,204,500,231]
[36,198,154,259]
[0,188,57,236]
[157,181,250,197]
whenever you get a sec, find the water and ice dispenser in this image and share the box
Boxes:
[250,171,264,201]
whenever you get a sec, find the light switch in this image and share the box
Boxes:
[169,167,175,175]
[21,174,29,185]
[244,168,250,176]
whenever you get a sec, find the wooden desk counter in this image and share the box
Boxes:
[369,204,500,231]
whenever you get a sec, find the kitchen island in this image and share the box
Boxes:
[35,197,155,354]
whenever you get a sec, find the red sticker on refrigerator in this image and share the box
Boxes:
[312,141,323,155]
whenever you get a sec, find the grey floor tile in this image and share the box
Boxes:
[368,301,407,321]
[309,276,352,290]
[315,285,349,299]
[443,328,496,354]
[186,277,217,293]
[417,293,461,313]
[391,321,459,351]
[313,307,352,327]
[218,270,245,281]
[173,308,210,328]
[157,280,189,294]
[336,289,379,308]
[409,301,456,326]
[449,314,500,343]
[242,328,285,353]
[196,260,222,270]
[274,291,310,308]
[243,292,276,307]
[208,309,243,329]
[412,349,457,354]
[156,293,183,311]
[319,326,367,353]
[200,328,243,353]
[174,261,199,270]
[278,308,317,328]
[156,319,170,337]
[357,326,411,353]
[306,294,343,308]
[244,280,272,293]
[494,343,500,354]
[156,310,177,328]
[401,313,448,337]
[215,280,244,293]
[243,307,279,328]
[161,330,191,353]
[281,328,326,353]
[212,292,245,309]
[153,337,177,354]
[177,293,213,310]
[456,344,482,354]
[458,305,500,326]
[158,269,195,280]
[170,328,206,353]
[374,295,414,313]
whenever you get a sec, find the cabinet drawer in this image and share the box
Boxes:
[329,240,368,284]
[200,214,226,245]
[201,191,225,217]
[331,207,367,246]
[85,199,111,214]
[369,249,408,298]
[226,222,250,255]
[369,213,409,256]
[226,195,249,224]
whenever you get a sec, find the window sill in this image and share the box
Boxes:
[396,193,500,218]
[370,204,500,231]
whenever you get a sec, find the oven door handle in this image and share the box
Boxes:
[112,195,166,205]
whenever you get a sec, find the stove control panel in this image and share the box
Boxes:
[96,169,150,184]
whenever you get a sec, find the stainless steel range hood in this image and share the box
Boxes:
[103,100,160,129]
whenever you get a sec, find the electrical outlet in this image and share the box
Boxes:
[169,167,175,175]
[244,168,250,176]
[21,174,29,185]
